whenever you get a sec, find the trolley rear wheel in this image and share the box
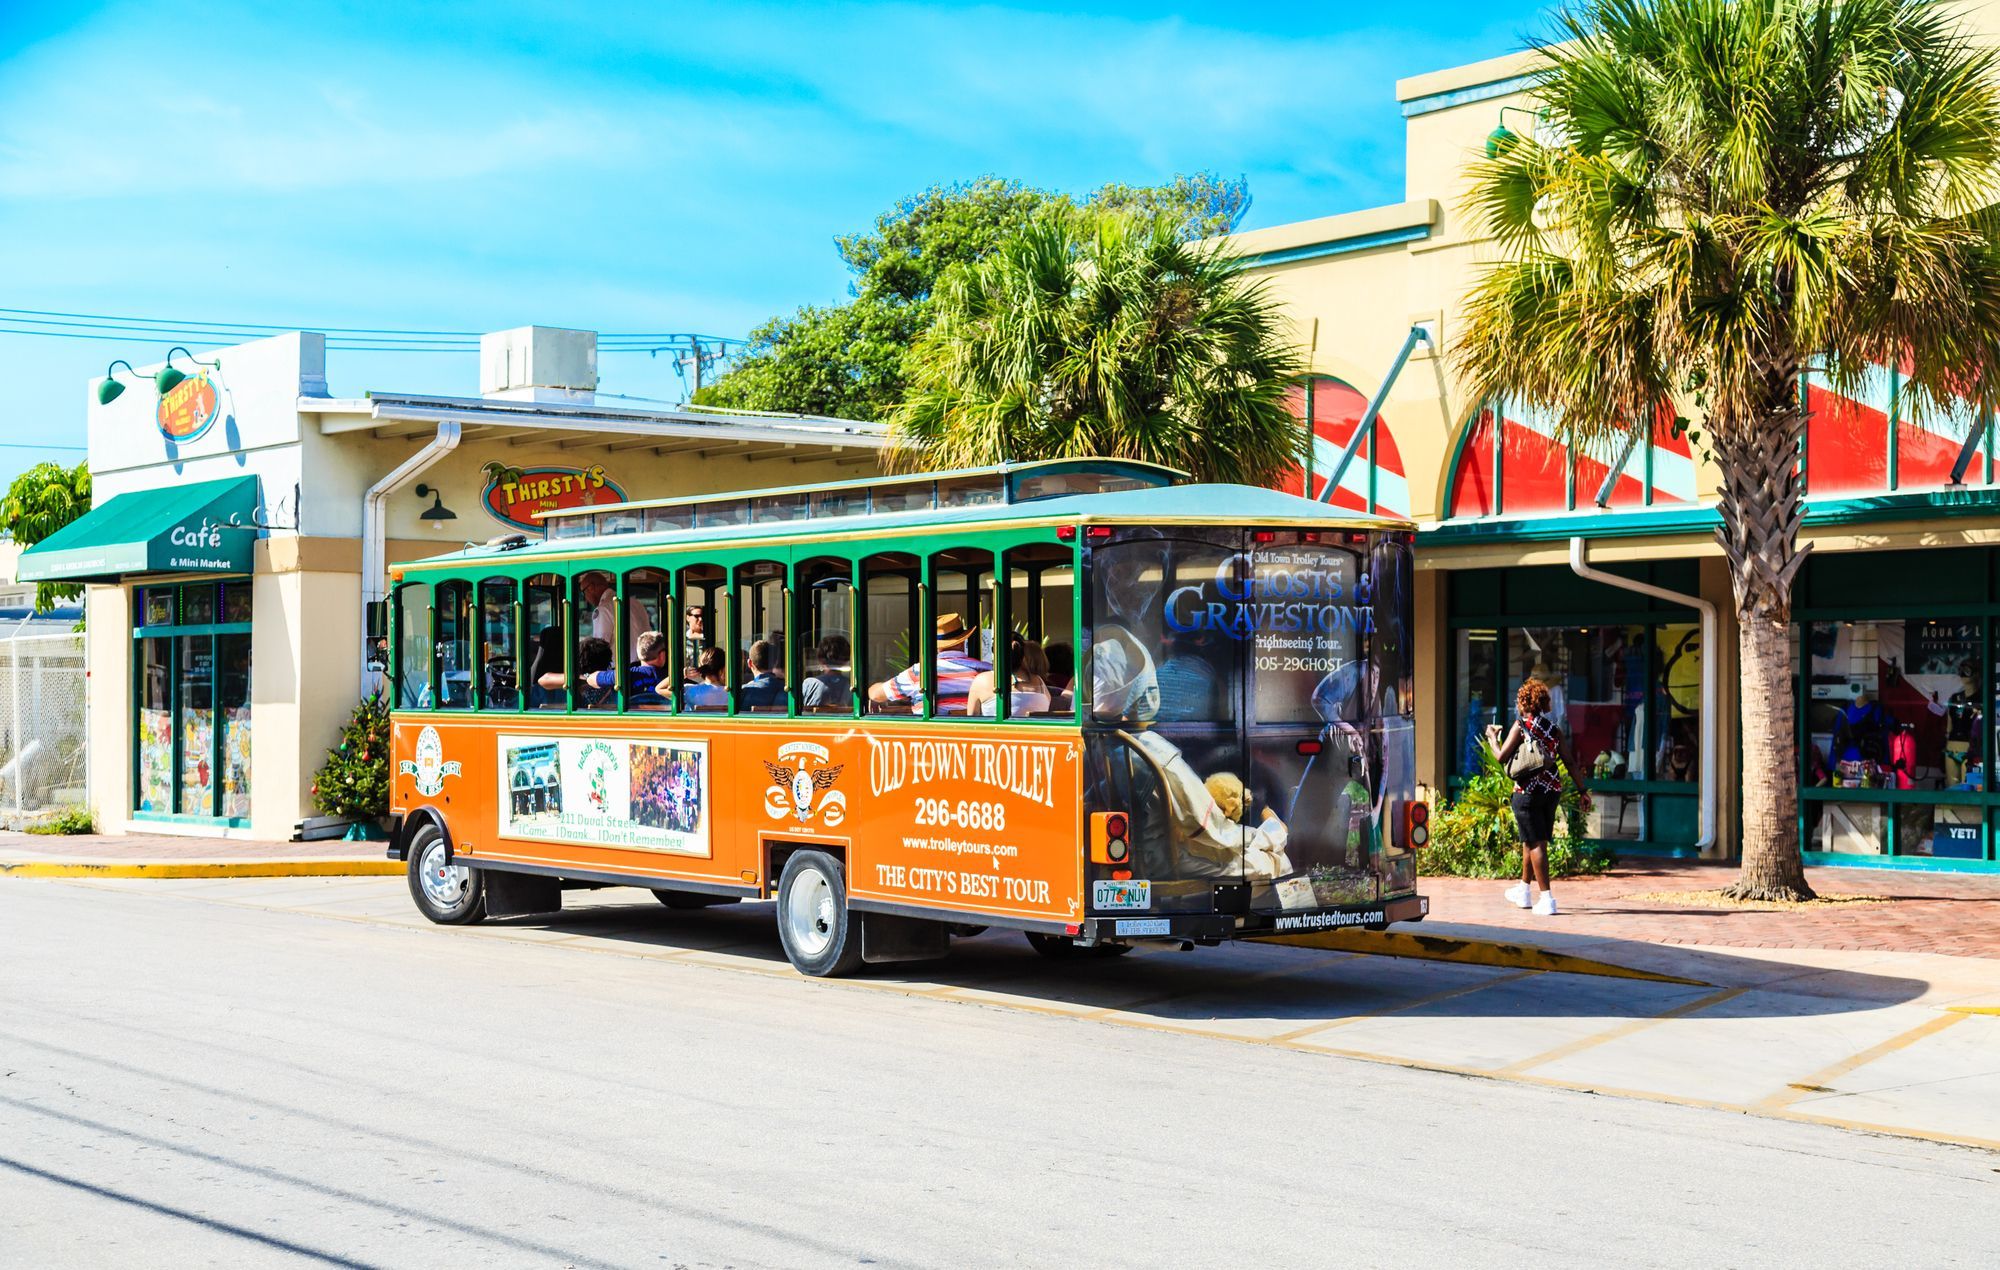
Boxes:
[776,851,864,977]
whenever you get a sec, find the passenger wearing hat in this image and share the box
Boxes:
[868,613,990,713]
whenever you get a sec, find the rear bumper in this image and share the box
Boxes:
[1081,892,1427,943]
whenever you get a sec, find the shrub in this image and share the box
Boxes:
[27,806,96,835]
[1419,747,1612,879]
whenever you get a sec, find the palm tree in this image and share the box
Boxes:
[2,460,92,613]
[1457,0,2000,900]
[887,210,1304,485]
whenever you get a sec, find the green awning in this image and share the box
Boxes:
[17,476,259,584]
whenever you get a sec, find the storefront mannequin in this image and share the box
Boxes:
[1943,661,1981,786]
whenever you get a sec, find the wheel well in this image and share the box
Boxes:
[394,807,452,863]
[763,840,845,895]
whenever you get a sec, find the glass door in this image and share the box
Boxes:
[132,580,253,824]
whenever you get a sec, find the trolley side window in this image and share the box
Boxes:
[623,567,672,711]
[927,546,996,719]
[862,552,920,717]
[523,574,566,711]
[798,555,856,716]
[478,577,519,710]
[679,563,728,714]
[736,559,790,716]
[433,580,474,710]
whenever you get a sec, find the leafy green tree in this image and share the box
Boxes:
[2,459,91,612]
[1456,0,2000,899]
[696,174,1250,421]
[887,209,1301,484]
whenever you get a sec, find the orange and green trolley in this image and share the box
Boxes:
[385,459,1429,976]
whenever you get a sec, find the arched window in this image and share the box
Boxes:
[1443,399,1694,518]
[1275,376,1409,516]
[1803,363,1992,495]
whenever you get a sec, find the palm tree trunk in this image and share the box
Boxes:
[1714,403,1815,901]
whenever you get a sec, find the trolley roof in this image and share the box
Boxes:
[395,463,1415,575]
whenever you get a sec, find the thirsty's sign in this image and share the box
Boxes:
[481,464,627,532]
[157,372,221,444]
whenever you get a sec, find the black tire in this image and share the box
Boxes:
[775,850,864,977]
[406,822,485,925]
[1025,932,1133,959]
[652,889,740,910]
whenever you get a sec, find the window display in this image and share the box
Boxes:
[133,581,252,822]
[1805,619,1977,791]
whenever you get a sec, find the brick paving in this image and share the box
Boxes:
[0,831,388,862]
[1423,859,2000,959]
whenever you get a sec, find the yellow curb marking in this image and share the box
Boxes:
[1946,1005,2000,1017]
[1496,986,1749,1075]
[1752,1013,1970,1112]
[1273,968,1543,1042]
[1249,928,1708,986]
[1,859,403,879]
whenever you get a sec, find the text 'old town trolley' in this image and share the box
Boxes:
[385,459,1429,976]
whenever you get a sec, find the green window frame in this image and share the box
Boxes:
[131,579,253,827]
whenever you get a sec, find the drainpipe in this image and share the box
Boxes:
[362,422,461,691]
[1568,536,1718,854]
[1319,324,1433,503]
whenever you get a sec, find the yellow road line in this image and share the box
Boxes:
[1274,968,1543,1042]
[1249,928,1708,986]
[1,859,404,879]
[1752,1013,1969,1112]
[1497,986,1748,1076]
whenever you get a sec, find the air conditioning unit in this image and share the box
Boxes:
[479,326,597,403]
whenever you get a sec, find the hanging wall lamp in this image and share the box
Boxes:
[1485,106,1548,158]
[154,346,219,395]
[95,360,141,405]
[415,483,458,525]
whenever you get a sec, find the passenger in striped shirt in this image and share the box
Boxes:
[868,613,990,714]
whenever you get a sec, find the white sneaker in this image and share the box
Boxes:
[1532,891,1559,917]
[1504,882,1533,909]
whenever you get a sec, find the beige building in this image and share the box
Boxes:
[1234,10,2000,873]
[21,327,884,841]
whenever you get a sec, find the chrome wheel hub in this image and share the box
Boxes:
[418,839,471,909]
[784,868,835,958]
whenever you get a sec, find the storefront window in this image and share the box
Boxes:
[1804,619,1977,791]
[1453,612,1702,848]
[133,581,252,822]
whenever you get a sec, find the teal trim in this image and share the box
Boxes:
[1801,786,1991,807]
[1802,851,2000,873]
[131,621,252,640]
[132,811,251,829]
[1430,486,2000,545]
[1399,73,1537,117]
[1597,840,1704,859]
[1234,222,1431,270]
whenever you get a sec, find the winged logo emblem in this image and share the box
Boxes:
[762,742,846,826]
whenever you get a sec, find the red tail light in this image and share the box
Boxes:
[1057,525,1077,542]
[1296,739,1323,755]
[1105,813,1128,839]
[1403,801,1431,849]
[1091,812,1130,865]
[1252,530,1277,543]
[1085,526,1113,540]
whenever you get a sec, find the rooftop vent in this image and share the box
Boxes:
[480,326,597,404]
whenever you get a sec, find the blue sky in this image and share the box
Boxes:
[0,0,1553,487]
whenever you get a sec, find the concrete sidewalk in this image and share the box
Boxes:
[0,830,401,878]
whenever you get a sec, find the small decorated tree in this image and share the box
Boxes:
[312,695,391,820]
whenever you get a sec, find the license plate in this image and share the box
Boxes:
[1115,918,1171,936]
[1092,879,1151,910]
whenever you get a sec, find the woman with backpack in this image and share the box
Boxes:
[1487,677,1590,916]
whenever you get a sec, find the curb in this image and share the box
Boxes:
[1946,1004,2000,1016]
[1250,928,1711,986]
[0,859,404,880]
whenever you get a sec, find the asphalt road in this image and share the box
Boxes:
[2,878,1996,1269]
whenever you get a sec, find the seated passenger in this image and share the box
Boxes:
[526,624,565,709]
[682,646,729,711]
[538,636,616,708]
[967,637,1053,717]
[802,635,853,713]
[741,639,787,711]
[1154,628,1221,721]
[868,613,989,714]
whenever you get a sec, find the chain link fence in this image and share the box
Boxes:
[0,629,90,828]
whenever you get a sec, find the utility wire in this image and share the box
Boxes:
[0,306,745,352]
